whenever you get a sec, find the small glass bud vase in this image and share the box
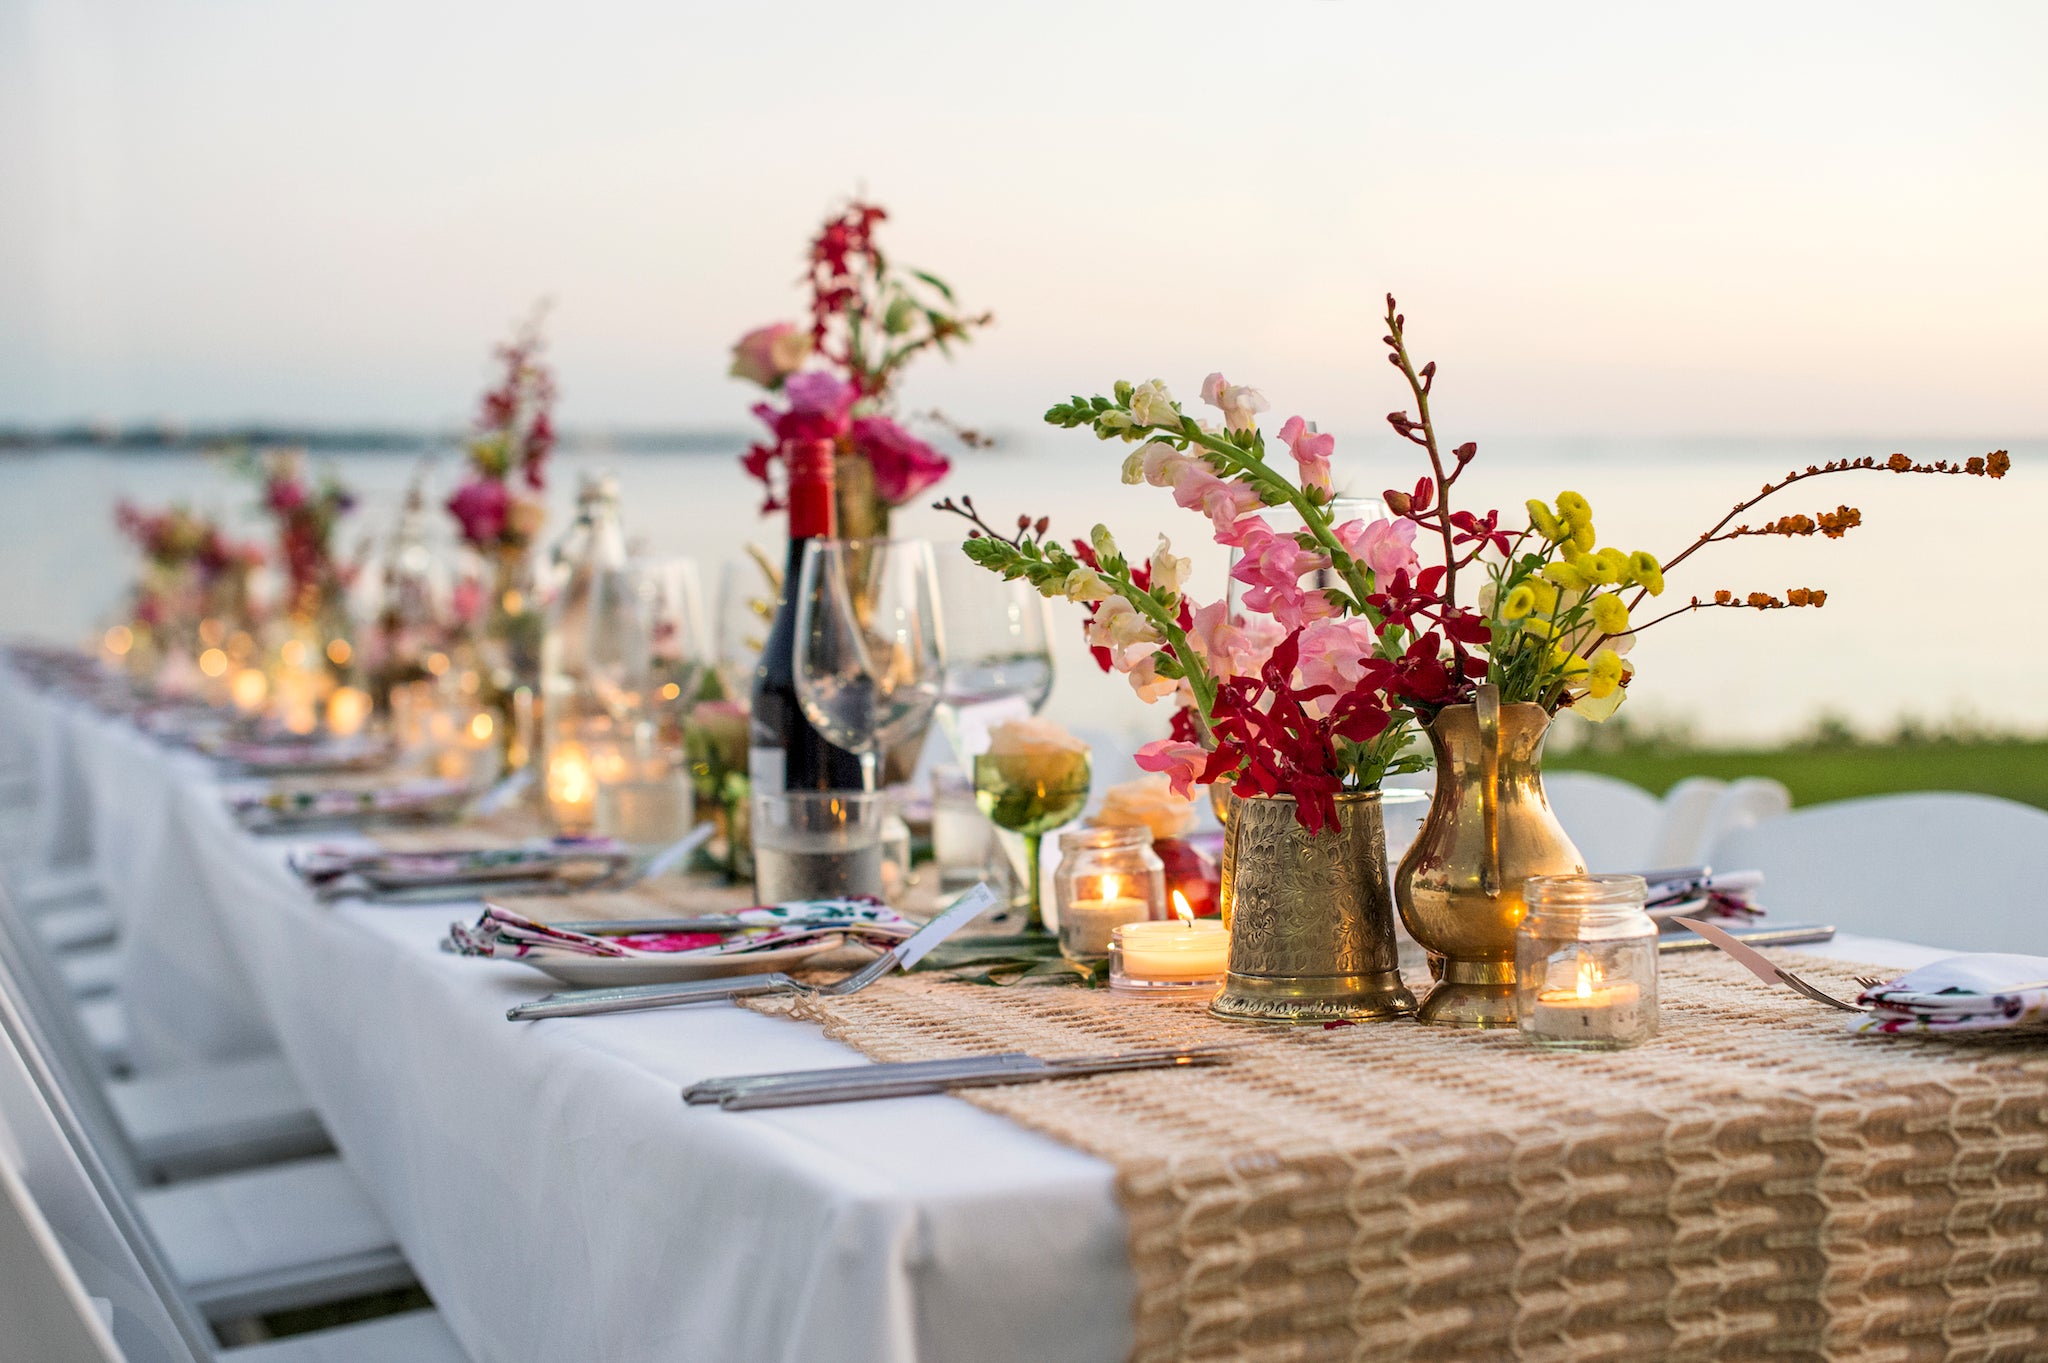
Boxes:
[1515,874,1659,1050]
[1052,826,1166,963]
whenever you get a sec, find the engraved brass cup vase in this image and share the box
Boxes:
[1209,791,1417,1025]
[1395,685,1586,1027]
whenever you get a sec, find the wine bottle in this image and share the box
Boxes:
[749,440,866,794]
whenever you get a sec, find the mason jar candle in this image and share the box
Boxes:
[1515,874,1659,1049]
[1052,825,1166,962]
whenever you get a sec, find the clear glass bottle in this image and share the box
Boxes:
[1515,874,1659,1049]
[540,473,652,829]
[1052,825,1166,963]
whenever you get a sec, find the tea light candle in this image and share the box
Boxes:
[545,741,598,832]
[1110,892,1228,996]
[325,686,372,737]
[1060,874,1152,958]
[1527,960,1649,1042]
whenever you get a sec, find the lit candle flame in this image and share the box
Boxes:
[1172,890,1194,925]
[1575,959,1602,999]
[1100,874,1122,901]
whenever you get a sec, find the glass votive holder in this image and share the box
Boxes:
[751,790,888,905]
[1108,919,1230,997]
[1515,874,1659,1049]
[1052,825,1166,963]
[930,765,994,895]
[595,761,695,846]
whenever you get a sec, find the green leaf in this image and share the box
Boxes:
[909,269,957,303]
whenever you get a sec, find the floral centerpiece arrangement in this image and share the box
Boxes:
[947,295,2010,1024]
[447,308,556,687]
[111,502,266,676]
[733,200,992,538]
[248,450,358,631]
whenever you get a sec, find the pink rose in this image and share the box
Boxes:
[266,477,307,514]
[446,478,510,547]
[850,415,951,506]
[754,371,857,446]
[1277,416,1335,494]
[729,323,813,388]
[1135,738,1209,799]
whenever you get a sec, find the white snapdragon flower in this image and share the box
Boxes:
[1090,524,1120,562]
[1148,535,1190,597]
[1062,568,1114,603]
[1127,380,1179,429]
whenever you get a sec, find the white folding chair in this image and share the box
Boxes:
[0,960,469,1361]
[1692,778,1791,864]
[1543,770,1663,871]
[1706,792,2048,954]
[0,892,327,1181]
[1641,775,1725,869]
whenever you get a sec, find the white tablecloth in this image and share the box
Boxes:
[0,665,1954,1363]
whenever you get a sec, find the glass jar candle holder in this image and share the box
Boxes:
[1052,826,1166,963]
[1515,874,1659,1049]
[1108,917,1230,997]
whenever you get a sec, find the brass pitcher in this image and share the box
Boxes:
[1396,685,1585,1027]
[1210,792,1417,1025]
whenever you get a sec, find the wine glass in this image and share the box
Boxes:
[936,553,1056,713]
[793,538,947,790]
[971,745,1091,934]
[639,557,708,703]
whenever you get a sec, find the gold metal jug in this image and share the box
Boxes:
[1210,792,1418,1025]
[1396,685,1585,1027]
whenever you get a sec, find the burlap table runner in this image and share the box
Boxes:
[744,952,2048,1363]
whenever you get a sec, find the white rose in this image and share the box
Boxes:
[1093,773,1198,839]
[982,716,1093,789]
[1128,380,1179,429]
[1148,535,1190,597]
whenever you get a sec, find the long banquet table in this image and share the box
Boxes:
[0,665,1972,1363]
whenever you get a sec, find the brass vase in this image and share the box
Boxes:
[1396,685,1585,1027]
[1209,792,1417,1025]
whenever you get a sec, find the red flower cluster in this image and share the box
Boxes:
[474,330,556,491]
[808,202,888,389]
[1200,632,1392,834]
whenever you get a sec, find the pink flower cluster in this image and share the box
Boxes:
[740,371,950,512]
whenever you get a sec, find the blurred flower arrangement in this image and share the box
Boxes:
[947,296,2011,833]
[734,200,992,538]
[247,449,358,626]
[111,501,266,663]
[448,308,557,697]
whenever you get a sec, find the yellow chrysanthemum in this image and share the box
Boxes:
[1541,560,1587,592]
[1525,500,1563,541]
[1500,583,1538,621]
[1590,592,1630,635]
[1568,518,1597,552]
[1521,616,1559,640]
[1548,644,1591,680]
[1527,579,1560,616]
[1586,648,1627,699]
[1629,551,1665,596]
[1556,491,1591,522]
[1576,550,1622,587]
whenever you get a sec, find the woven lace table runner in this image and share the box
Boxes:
[746,952,2048,1363]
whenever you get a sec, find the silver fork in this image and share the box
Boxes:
[506,945,902,1020]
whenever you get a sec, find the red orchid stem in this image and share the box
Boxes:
[1384,299,1459,612]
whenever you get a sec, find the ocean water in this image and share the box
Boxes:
[1,433,2038,750]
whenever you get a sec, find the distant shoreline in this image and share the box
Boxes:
[0,426,757,455]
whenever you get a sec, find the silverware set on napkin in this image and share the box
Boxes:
[311,824,714,904]
[684,1044,1240,1110]
[504,884,999,1021]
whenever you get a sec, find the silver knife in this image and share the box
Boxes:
[684,1052,1041,1104]
[717,1045,1236,1110]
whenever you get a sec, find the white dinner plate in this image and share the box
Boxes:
[520,935,855,988]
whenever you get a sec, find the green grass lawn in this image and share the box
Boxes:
[1549,740,2048,811]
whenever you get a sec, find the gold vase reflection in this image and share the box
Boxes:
[1396,686,1585,1027]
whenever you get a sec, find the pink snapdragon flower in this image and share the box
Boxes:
[1199,373,1270,433]
[1294,617,1382,696]
[1135,739,1209,799]
[446,478,510,547]
[1276,416,1335,495]
[1337,516,1421,582]
[1171,467,1266,538]
[1186,599,1284,681]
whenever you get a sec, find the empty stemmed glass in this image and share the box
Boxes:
[793,539,947,791]
[935,553,1056,720]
